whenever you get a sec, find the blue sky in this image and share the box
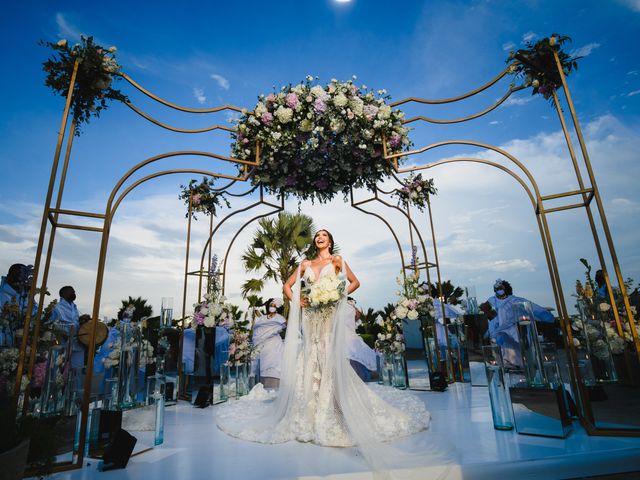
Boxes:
[1,0,639,318]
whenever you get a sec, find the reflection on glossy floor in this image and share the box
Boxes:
[47,383,640,480]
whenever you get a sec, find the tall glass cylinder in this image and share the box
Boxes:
[161,297,174,329]
[392,353,407,390]
[117,323,142,409]
[382,353,394,386]
[483,345,514,430]
[376,354,384,385]
[219,363,231,402]
[235,363,249,398]
[513,300,547,387]
[39,344,69,416]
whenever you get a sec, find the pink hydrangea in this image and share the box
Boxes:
[261,111,274,125]
[314,98,327,114]
[363,104,378,120]
[192,193,202,205]
[285,92,299,109]
[228,343,237,356]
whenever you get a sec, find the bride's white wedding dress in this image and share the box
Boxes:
[216,259,450,477]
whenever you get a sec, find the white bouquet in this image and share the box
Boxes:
[302,271,346,312]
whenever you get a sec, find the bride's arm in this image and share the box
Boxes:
[335,256,360,294]
[283,260,309,301]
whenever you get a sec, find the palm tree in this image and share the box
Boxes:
[241,212,315,298]
[428,280,465,305]
[117,296,153,322]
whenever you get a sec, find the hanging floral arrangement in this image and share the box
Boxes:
[40,35,128,135]
[506,34,580,102]
[393,173,437,212]
[179,177,231,218]
[231,76,411,203]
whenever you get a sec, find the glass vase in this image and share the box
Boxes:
[382,353,394,386]
[219,363,231,402]
[235,363,249,398]
[513,300,547,387]
[392,353,407,390]
[483,345,514,430]
[39,344,69,416]
[117,323,142,409]
[376,354,384,385]
[576,299,618,383]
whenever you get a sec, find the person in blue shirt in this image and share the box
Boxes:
[0,264,38,347]
[483,279,555,368]
[50,286,84,369]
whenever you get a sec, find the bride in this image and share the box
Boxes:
[216,229,445,474]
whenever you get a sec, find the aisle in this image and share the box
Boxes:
[48,384,640,480]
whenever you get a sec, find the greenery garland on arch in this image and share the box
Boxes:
[40,35,127,135]
[506,33,580,102]
[230,76,412,203]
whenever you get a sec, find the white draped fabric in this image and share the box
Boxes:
[252,313,286,378]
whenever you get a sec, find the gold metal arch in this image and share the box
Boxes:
[15,46,640,476]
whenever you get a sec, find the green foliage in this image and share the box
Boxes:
[118,296,153,322]
[428,280,465,305]
[241,212,315,297]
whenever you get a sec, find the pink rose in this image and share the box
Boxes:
[192,193,202,205]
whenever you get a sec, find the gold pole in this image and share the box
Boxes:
[553,51,640,356]
[177,194,193,398]
[426,197,455,382]
[14,59,79,397]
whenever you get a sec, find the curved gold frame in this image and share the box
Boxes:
[14,50,639,474]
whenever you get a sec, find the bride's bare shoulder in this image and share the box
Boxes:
[300,259,312,269]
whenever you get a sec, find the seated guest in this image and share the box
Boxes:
[483,279,554,368]
[50,286,84,369]
[0,263,38,316]
[252,298,286,389]
[345,298,377,381]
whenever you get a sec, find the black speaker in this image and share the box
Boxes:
[194,385,211,408]
[429,371,448,392]
[98,428,137,471]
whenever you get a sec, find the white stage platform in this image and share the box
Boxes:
[49,383,640,480]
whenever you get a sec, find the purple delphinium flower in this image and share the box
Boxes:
[285,92,299,109]
[261,111,274,125]
[314,178,329,190]
[285,175,297,186]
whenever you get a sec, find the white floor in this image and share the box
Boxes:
[49,383,640,480]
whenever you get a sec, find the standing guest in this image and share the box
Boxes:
[252,298,286,389]
[483,278,554,368]
[595,269,608,300]
[50,286,84,369]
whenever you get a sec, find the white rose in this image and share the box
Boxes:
[57,39,68,48]
[108,46,117,53]
[274,106,293,123]
[407,309,419,320]
[254,102,267,116]
[599,303,611,312]
[333,93,348,107]
[311,85,327,98]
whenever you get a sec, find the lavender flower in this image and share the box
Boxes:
[261,111,274,125]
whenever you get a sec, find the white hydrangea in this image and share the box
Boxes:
[275,106,293,123]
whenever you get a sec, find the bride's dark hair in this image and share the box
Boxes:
[313,229,334,255]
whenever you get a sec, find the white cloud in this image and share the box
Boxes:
[192,87,206,104]
[618,0,640,12]
[522,31,537,43]
[628,70,639,75]
[55,13,81,40]
[503,96,534,107]
[570,42,601,58]
[628,89,640,97]
[489,120,501,125]
[211,73,230,90]
[502,41,516,52]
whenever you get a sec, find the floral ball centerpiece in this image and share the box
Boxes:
[231,76,411,202]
